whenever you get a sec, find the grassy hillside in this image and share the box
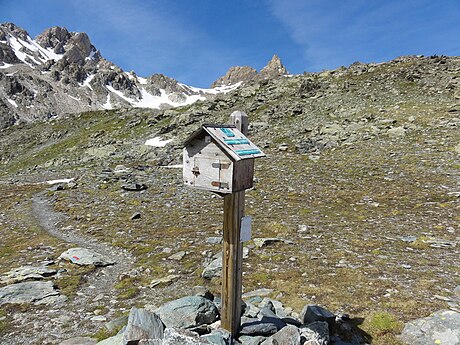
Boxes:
[1,55,459,344]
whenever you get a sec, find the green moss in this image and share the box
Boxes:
[115,276,142,300]
[89,326,120,341]
[55,265,96,297]
[409,236,430,250]
[364,311,404,336]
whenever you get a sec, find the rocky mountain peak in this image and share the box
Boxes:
[259,54,288,78]
[0,22,29,41]
[35,26,99,64]
[35,26,71,54]
[211,54,288,87]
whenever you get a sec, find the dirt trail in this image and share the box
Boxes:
[31,192,134,300]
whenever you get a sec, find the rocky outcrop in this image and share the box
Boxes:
[211,66,257,88]
[258,54,288,79]
[35,26,71,54]
[211,55,288,87]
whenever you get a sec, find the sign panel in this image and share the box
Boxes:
[240,216,252,243]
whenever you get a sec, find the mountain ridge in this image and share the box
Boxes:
[0,23,289,130]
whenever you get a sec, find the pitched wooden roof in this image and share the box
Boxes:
[183,124,265,161]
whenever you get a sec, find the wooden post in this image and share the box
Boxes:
[221,111,249,336]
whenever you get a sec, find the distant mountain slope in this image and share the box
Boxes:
[0,23,241,129]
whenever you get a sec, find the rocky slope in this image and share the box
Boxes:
[0,23,242,129]
[1,33,460,345]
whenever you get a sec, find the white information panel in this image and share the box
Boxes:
[240,216,252,243]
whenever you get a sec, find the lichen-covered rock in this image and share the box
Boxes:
[399,310,460,345]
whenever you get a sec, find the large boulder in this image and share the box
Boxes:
[299,305,335,329]
[122,307,164,345]
[59,248,115,266]
[155,296,219,329]
[0,281,59,305]
[399,310,460,345]
[202,256,222,279]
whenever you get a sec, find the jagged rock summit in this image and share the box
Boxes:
[259,54,288,78]
[0,23,239,129]
[212,54,288,87]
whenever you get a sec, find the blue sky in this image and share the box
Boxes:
[2,0,460,87]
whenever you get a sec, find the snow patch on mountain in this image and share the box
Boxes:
[106,84,207,109]
[180,82,242,95]
[7,34,63,67]
[145,137,173,147]
[81,74,95,89]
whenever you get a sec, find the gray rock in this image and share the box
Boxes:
[34,294,67,306]
[258,301,277,319]
[59,248,115,266]
[150,275,180,288]
[59,337,98,345]
[260,325,301,345]
[206,237,222,245]
[201,329,232,345]
[123,307,164,345]
[155,296,219,329]
[387,126,406,137]
[168,251,186,261]
[91,316,107,322]
[202,256,222,279]
[454,285,460,298]
[253,238,284,248]
[238,335,266,345]
[0,280,59,305]
[0,265,57,284]
[299,304,335,329]
[239,317,284,336]
[300,321,329,345]
[162,328,210,345]
[243,301,260,318]
[399,310,460,345]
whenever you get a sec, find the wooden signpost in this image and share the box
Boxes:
[183,111,265,336]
